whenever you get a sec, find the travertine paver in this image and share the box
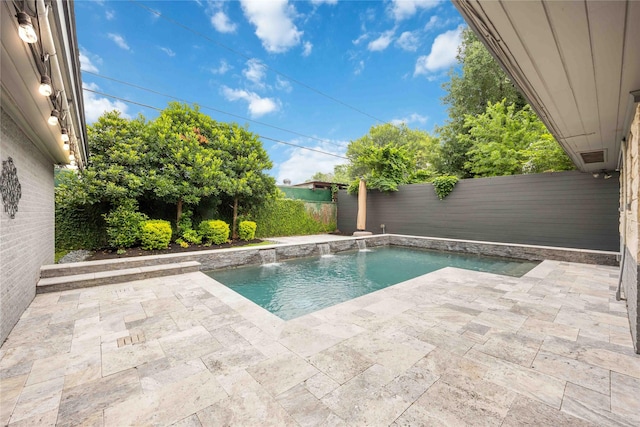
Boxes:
[0,258,638,426]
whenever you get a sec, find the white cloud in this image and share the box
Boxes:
[221,86,280,117]
[390,0,440,21]
[396,31,420,52]
[79,50,100,73]
[240,0,302,53]
[243,59,267,88]
[159,47,175,57]
[105,9,115,20]
[354,60,365,76]
[302,41,313,57]
[276,76,292,93]
[276,141,346,185]
[82,82,130,123]
[210,59,232,75]
[367,30,394,52]
[391,113,428,126]
[414,25,463,75]
[424,15,438,31]
[352,33,369,46]
[211,11,237,33]
[107,33,130,51]
[310,0,338,4]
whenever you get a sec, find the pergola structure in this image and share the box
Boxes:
[454,0,640,352]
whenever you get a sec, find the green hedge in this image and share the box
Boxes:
[104,203,149,249]
[238,220,257,241]
[242,198,335,238]
[140,220,172,250]
[55,204,107,250]
[199,219,230,245]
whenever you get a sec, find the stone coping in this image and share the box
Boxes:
[42,233,618,279]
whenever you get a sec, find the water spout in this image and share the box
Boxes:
[356,239,371,252]
[259,249,279,266]
[318,243,333,257]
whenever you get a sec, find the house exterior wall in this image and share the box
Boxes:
[337,171,620,252]
[620,104,640,353]
[0,107,55,344]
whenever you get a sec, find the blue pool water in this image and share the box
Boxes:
[207,246,539,320]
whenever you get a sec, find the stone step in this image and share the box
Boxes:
[36,261,201,293]
[40,254,194,278]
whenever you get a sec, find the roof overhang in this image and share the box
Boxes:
[1,0,87,168]
[453,0,640,172]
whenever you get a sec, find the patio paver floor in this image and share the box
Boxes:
[1,258,638,426]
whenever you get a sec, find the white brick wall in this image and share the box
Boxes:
[0,107,54,344]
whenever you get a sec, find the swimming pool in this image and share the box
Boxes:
[207,246,539,320]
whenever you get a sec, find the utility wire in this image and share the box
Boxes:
[82,88,348,160]
[129,0,386,124]
[83,70,346,149]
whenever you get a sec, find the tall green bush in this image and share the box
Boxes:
[242,198,335,238]
[140,220,172,250]
[199,220,230,245]
[238,221,257,241]
[103,202,149,248]
[55,204,107,250]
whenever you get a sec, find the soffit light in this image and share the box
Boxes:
[63,142,69,150]
[61,128,69,142]
[39,75,52,96]
[48,109,59,126]
[69,153,75,161]
[16,11,37,44]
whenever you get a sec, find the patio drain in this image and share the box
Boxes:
[117,332,146,347]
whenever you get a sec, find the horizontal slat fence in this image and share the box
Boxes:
[337,171,619,251]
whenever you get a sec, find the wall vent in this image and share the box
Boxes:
[580,150,605,164]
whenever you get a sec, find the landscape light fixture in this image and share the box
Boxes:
[39,75,52,96]
[60,128,69,142]
[48,109,59,126]
[16,11,37,43]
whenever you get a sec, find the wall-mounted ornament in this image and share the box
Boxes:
[0,157,22,219]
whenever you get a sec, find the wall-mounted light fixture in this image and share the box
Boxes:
[39,74,52,96]
[47,109,59,126]
[16,11,37,44]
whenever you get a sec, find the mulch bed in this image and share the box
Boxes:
[87,239,265,261]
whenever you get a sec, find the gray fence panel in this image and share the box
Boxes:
[337,171,620,251]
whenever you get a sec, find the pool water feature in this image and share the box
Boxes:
[208,246,539,321]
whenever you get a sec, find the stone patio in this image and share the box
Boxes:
[1,258,638,426]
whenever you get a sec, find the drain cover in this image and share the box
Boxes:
[117,332,145,347]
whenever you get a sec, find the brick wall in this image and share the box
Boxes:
[621,104,640,353]
[0,107,55,344]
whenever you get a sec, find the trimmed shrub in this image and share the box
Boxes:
[56,204,107,250]
[432,175,459,200]
[182,229,202,245]
[240,198,335,238]
[103,202,148,249]
[140,220,172,250]
[199,220,230,245]
[238,221,257,241]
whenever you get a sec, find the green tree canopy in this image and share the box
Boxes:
[437,28,527,177]
[215,123,276,238]
[147,102,225,222]
[342,123,439,191]
[462,100,574,176]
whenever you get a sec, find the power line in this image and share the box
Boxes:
[129,0,386,124]
[83,70,346,149]
[82,88,348,160]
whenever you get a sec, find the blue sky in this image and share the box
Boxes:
[76,0,465,184]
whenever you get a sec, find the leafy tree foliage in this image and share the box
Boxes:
[341,123,439,192]
[462,100,574,176]
[437,28,527,177]
[215,123,276,238]
[147,103,224,223]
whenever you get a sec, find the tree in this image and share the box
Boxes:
[147,102,224,223]
[438,28,527,177]
[307,171,335,182]
[215,123,276,239]
[462,100,574,176]
[343,123,439,190]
